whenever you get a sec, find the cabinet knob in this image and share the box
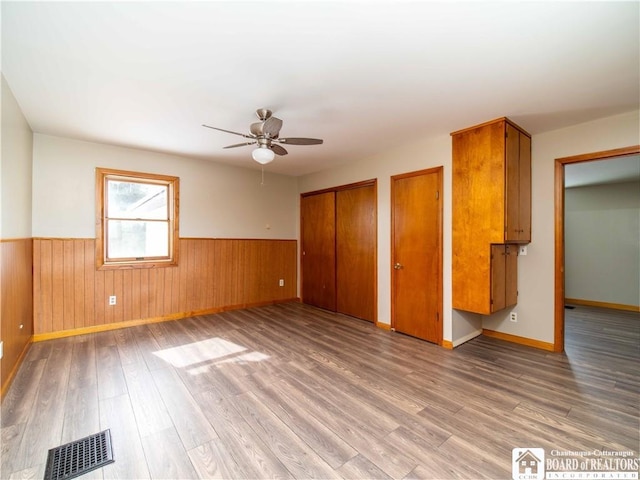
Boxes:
[394,262,404,270]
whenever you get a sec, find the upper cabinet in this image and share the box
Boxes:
[452,117,532,314]
[452,117,531,245]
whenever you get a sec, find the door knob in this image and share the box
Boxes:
[394,262,403,270]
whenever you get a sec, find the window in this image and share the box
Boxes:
[96,168,179,269]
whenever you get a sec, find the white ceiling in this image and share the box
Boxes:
[2,1,638,176]
[565,155,640,188]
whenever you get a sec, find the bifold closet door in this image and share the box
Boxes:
[336,185,376,322]
[301,191,336,311]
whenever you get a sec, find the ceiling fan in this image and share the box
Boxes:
[203,108,323,164]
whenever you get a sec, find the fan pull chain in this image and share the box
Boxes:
[261,166,265,186]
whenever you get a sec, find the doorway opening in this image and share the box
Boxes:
[554,145,640,352]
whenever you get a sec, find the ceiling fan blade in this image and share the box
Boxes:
[270,144,288,156]
[278,137,323,145]
[224,141,257,149]
[202,124,254,139]
[263,116,283,137]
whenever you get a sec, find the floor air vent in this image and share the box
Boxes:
[44,429,114,480]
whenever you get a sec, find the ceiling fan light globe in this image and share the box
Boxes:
[252,147,275,164]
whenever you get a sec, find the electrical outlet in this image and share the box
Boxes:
[510,312,518,322]
[109,295,117,306]
[279,279,285,287]
[519,246,527,256]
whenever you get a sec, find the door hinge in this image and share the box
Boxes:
[435,191,439,200]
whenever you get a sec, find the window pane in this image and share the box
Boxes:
[107,180,168,220]
[107,220,169,259]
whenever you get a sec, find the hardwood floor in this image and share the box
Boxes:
[1,303,638,479]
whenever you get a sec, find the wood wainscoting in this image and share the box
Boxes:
[33,238,297,337]
[1,238,34,398]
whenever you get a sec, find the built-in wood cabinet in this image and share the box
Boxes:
[301,181,376,322]
[452,117,531,314]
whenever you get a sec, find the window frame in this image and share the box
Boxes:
[96,167,180,270]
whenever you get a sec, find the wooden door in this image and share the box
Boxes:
[301,192,336,311]
[391,168,442,344]
[336,185,376,321]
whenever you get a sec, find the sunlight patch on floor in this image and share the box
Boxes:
[153,337,270,370]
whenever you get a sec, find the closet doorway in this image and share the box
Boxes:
[301,180,377,322]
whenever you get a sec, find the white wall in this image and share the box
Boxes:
[565,181,640,307]
[483,110,640,343]
[32,134,299,239]
[1,75,33,239]
[300,110,640,345]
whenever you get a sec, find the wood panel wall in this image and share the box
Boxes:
[1,238,34,396]
[33,238,297,335]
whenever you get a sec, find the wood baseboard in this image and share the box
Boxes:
[1,336,33,401]
[376,322,391,331]
[565,298,639,313]
[33,298,300,342]
[482,329,555,352]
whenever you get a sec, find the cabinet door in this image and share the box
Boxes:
[505,244,518,308]
[491,244,518,313]
[301,192,336,311]
[505,123,521,242]
[505,125,532,243]
[336,185,376,321]
[518,133,532,242]
[491,244,506,312]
